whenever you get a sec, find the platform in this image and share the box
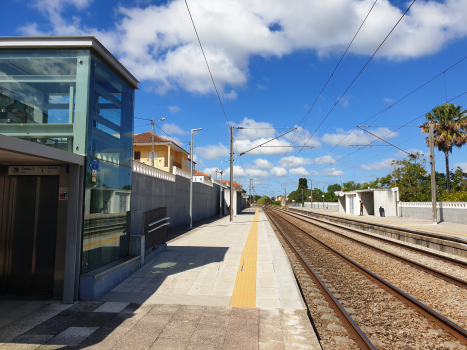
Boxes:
[0,209,321,349]
[291,207,467,242]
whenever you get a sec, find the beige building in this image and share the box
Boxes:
[133,132,192,173]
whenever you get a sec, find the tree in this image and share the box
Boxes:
[392,154,431,202]
[421,104,467,193]
[298,178,308,190]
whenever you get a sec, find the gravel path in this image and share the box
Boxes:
[268,210,465,350]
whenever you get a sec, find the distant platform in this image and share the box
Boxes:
[290,207,467,241]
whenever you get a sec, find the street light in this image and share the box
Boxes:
[339,178,343,189]
[151,118,165,167]
[190,128,202,228]
[220,160,228,217]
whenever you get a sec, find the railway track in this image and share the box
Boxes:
[263,207,467,350]
[275,208,467,289]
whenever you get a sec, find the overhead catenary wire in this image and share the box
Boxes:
[283,0,380,158]
[277,0,417,178]
[301,53,467,176]
[184,0,248,178]
[310,89,467,175]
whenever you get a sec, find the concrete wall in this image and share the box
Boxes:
[303,202,339,211]
[131,172,244,236]
[374,190,397,217]
[400,202,467,224]
[359,192,374,215]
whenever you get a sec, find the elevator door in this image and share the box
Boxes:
[6,176,59,296]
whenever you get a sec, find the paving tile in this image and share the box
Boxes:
[259,308,284,350]
[0,310,62,343]
[148,338,189,350]
[46,327,99,347]
[158,321,197,339]
[188,284,212,295]
[256,288,278,299]
[93,302,130,313]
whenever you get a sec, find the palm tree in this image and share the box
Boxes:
[421,104,467,193]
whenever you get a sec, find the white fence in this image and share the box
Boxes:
[399,201,467,224]
[173,166,191,179]
[400,202,467,209]
[133,161,175,182]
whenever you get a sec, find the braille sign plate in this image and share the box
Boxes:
[8,166,60,175]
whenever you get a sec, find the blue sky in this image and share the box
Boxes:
[4,0,467,196]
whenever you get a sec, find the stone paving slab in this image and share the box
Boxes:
[0,301,321,349]
[0,209,320,349]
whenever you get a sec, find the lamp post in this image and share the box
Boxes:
[220,160,228,217]
[190,128,202,228]
[339,178,343,189]
[151,118,165,167]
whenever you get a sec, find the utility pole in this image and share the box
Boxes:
[151,118,155,167]
[220,160,228,218]
[190,128,202,228]
[249,178,254,207]
[301,189,304,207]
[284,187,286,206]
[309,178,312,209]
[230,125,234,223]
[430,124,438,225]
[393,163,397,188]
[322,184,325,210]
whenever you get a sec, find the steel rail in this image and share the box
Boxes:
[269,208,467,345]
[286,207,467,269]
[278,208,467,289]
[263,209,376,350]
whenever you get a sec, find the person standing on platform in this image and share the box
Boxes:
[359,200,364,216]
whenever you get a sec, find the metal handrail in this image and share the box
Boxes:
[148,221,170,233]
[148,216,170,227]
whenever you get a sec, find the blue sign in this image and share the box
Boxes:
[91,158,99,170]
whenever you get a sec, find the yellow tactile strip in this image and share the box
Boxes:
[230,209,259,307]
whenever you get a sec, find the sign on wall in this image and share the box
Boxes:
[8,166,60,175]
[193,176,204,182]
[59,188,68,200]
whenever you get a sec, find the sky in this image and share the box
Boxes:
[4,0,467,197]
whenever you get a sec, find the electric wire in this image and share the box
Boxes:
[184,0,248,179]
[311,89,467,175]
[277,0,417,178]
[298,53,467,178]
[282,0,379,158]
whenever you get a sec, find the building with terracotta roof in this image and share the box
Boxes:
[133,131,193,174]
[221,180,242,189]
[194,170,212,181]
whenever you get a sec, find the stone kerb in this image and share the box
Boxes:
[133,160,175,182]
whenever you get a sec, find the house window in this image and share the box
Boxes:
[134,151,140,161]
[148,151,158,162]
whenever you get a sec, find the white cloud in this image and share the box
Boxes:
[22,0,467,96]
[250,158,274,170]
[246,169,270,178]
[270,166,288,177]
[196,142,229,160]
[193,154,204,167]
[278,156,312,168]
[232,117,275,141]
[224,165,248,177]
[168,106,180,113]
[202,167,218,176]
[278,155,336,168]
[289,167,310,176]
[322,127,399,147]
[383,97,393,103]
[360,158,393,171]
[235,138,294,156]
[323,168,344,176]
[284,126,321,148]
[161,123,187,135]
[454,163,467,172]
